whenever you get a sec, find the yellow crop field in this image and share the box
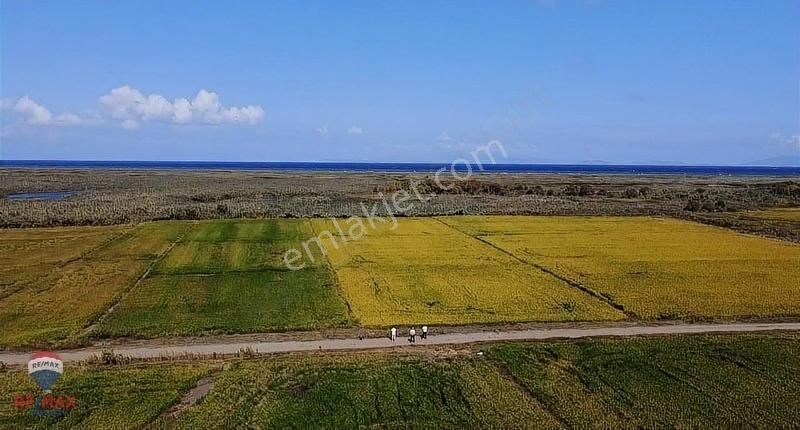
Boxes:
[0,223,187,347]
[0,225,129,297]
[312,218,624,326]
[444,216,800,319]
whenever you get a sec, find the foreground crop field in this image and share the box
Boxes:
[313,218,623,326]
[443,216,800,319]
[1,334,798,429]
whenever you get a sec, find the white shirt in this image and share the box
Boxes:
[410,329,416,336]
[390,328,396,335]
[422,326,428,332]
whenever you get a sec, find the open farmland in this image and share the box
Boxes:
[1,334,798,429]
[0,223,189,347]
[313,218,624,326]
[443,216,800,319]
[0,225,129,299]
[1,216,800,347]
[94,219,352,338]
[487,333,800,428]
[0,362,211,429]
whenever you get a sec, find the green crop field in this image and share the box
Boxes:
[95,219,352,338]
[488,334,800,428]
[95,268,351,337]
[0,363,211,429]
[1,334,798,429]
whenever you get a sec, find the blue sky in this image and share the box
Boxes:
[1,0,798,164]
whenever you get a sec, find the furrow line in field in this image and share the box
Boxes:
[79,222,198,337]
[309,219,358,325]
[488,358,571,429]
[431,217,635,319]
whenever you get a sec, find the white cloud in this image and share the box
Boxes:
[7,96,99,127]
[347,126,363,135]
[317,125,328,136]
[13,96,53,125]
[99,86,265,128]
[6,86,264,130]
[54,113,82,125]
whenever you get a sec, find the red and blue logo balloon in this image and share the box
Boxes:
[28,352,63,392]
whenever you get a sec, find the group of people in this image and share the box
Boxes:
[389,325,428,343]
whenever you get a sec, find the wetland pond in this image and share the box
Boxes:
[5,191,75,201]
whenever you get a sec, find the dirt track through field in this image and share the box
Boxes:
[1,322,799,365]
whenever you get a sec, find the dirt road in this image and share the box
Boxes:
[1,322,798,365]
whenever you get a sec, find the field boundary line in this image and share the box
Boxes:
[79,222,198,337]
[432,217,636,319]
[308,219,358,325]
[487,359,571,428]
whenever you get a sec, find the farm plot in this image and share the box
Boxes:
[313,218,623,326]
[0,363,211,430]
[0,225,129,298]
[95,268,351,337]
[151,354,559,430]
[444,216,800,319]
[96,219,352,337]
[0,223,189,348]
[488,334,800,428]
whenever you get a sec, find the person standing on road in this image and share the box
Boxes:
[421,325,428,340]
[390,327,397,342]
[409,327,416,343]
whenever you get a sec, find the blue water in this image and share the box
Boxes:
[6,191,74,201]
[1,160,798,176]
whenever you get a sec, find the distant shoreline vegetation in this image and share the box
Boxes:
[1,160,799,176]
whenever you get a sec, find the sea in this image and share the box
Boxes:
[1,160,799,176]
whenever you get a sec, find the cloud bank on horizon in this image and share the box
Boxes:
[4,86,265,130]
